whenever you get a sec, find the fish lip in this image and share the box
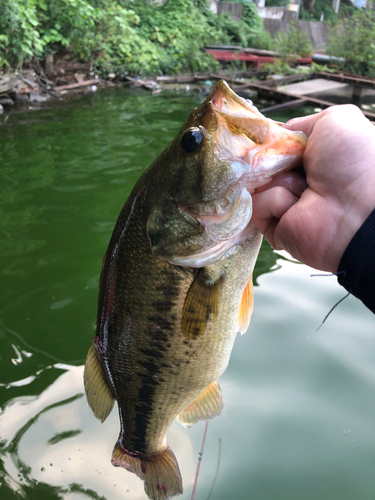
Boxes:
[211,80,257,115]
[208,80,308,191]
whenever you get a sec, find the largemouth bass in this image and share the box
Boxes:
[84,80,307,500]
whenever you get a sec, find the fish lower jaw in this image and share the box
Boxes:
[165,238,236,268]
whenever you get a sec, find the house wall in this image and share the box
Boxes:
[263,18,331,51]
[208,1,330,51]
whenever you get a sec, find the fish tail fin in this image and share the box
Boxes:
[112,442,183,500]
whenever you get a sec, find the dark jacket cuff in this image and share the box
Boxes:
[338,208,375,313]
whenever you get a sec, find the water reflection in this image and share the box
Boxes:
[0,365,198,500]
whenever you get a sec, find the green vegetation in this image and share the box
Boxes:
[0,0,274,76]
[327,7,375,77]
[265,0,290,8]
[299,0,356,23]
[276,21,313,57]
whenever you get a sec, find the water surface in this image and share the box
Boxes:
[1,87,375,500]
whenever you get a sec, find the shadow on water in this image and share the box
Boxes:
[1,87,375,500]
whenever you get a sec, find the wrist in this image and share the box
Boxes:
[334,202,375,272]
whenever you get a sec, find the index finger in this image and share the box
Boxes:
[282,111,323,136]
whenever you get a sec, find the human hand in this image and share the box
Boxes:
[252,105,375,272]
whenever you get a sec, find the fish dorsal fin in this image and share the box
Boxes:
[176,381,223,428]
[181,270,222,340]
[84,342,115,423]
[238,275,254,335]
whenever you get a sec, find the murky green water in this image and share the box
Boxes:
[1,87,375,500]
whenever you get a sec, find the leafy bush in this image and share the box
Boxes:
[0,0,44,66]
[0,0,275,75]
[242,2,275,49]
[327,8,375,77]
[265,0,289,8]
[299,0,356,22]
[299,0,336,22]
[276,21,313,57]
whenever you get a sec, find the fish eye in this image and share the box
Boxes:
[181,128,203,153]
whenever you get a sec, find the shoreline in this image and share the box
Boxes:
[1,64,374,120]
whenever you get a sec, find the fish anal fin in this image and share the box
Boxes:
[181,270,222,340]
[83,341,115,423]
[177,381,223,428]
[112,443,183,500]
[238,274,254,335]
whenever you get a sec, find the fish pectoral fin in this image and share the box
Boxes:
[176,381,223,428]
[112,443,183,500]
[83,341,115,423]
[238,274,254,335]
[181,270,223,340]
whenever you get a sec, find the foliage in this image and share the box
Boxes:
[265,0,289,8]
[327,8,375,77]
[299,0,336,22]
[276,22,313,58]
[242,2,275,49]
[0,0,274,75]
[261,59,297,75]
[261,59,336,76]
[299,0,356,22]
[0,0,44,66]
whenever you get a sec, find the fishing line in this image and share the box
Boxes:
[205,438,222,500]
[316,291,351,330]
[191,421,209,500]
[310,271,346,278]
[310,272,350,330]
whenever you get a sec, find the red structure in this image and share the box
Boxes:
[204,49,312,69]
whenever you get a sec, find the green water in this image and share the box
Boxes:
[1,88,375,500]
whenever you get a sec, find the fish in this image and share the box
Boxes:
[83,80,307,500]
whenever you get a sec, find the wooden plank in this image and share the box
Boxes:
[262,73,315,88]
[317,72,375,89]
[55,78,101,91]
[204,45,242,52]
[232,81,375,120]
[242,47,280,57]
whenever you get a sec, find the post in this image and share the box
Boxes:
[296,0,302,19]
[352,86,362,104]
[332,0,340,13]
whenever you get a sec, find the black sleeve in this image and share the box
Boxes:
[337,208,375,313]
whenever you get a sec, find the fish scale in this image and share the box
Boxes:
[84,80,307,500]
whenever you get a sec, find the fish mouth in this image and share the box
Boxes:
[172,81,307,266]
[180,80,307,231]
[156,81,307,269]
[210,80,307,192]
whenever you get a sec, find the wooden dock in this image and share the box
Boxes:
[157,70,375,121]
[192,72,375,121]
[231,77,375,120]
